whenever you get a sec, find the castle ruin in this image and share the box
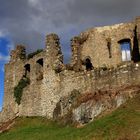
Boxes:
[0,17,140,124]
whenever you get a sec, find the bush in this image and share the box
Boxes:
[14,77,30,105]
[27,49,43,59]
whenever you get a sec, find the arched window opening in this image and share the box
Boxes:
[24,64,30,78]
[118,39,131,62]
[85,58,93,71]
[36,58,43,80]
[37,58,43,67]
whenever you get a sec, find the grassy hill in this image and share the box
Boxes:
[0,94,140,140]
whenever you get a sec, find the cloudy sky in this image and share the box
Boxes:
[0,0,140,110]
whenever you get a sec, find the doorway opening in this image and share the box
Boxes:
[85,58,93,71]
[36,58,43,80]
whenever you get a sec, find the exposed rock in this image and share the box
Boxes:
[54,86,140,124]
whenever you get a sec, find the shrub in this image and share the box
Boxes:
[14,77,30,105]
[27,49,43,59]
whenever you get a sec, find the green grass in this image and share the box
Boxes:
[0,94,140,140]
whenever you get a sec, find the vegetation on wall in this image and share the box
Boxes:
[14,77,30,105]
[27,49,43,59]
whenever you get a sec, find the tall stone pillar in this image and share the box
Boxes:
[71,36,82,71]
[45,33,63,71]
[41,34,64,118]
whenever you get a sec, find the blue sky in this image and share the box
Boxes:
[0,37,13,111]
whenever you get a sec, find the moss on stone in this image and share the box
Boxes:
[14,77,30,105]
[27,49,43,59]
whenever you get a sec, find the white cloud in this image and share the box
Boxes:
[28,0,39,5]
[0,53,10,72]
[28,0,41,8]
[0,31,4,38]
[1,66,4,72]
[0,53,10,62]
[6,43,14,53]
[0,37,13,73]
[0,30,8,38]
[0,105,2,112]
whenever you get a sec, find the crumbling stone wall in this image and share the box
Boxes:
[0,45,26,122]
[1,17,140,123]
[71,34,88,71]
[10,45,26,62]
[71,17,140,69]
[80,23,135,68]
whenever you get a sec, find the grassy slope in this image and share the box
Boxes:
[0,94,140,140]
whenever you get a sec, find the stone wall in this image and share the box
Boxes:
[80,23,135,67]
[71,17,140,69]
[17,62,140,118]
[1,17,140,123]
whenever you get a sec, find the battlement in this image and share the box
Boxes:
[10,45,26,62]
[46,33,60,48]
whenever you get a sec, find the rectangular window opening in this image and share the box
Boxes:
[120,42,131,61]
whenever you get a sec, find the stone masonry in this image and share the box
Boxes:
[0,17,140,123]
